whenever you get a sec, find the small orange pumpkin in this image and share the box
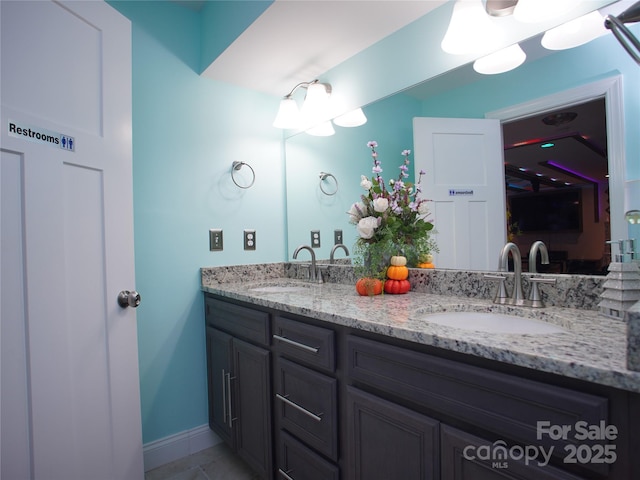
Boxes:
[356,278,383,296]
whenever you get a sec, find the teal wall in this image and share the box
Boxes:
[108,1,283,444]
[108,0,639,448]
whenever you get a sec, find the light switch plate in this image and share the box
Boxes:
[311,230,321,248]
[334,229,343,245]
[244,229,256,250]
[209,229,223,251]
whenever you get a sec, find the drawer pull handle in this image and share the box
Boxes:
[226,372,237,427]
[276,393,323,422]
[278,468,295,480]
[273,334,319,353]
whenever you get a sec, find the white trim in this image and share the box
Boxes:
[486,75,627,242]
[142,424,222,472]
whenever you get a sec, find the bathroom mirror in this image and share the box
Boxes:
[284,31,634,274]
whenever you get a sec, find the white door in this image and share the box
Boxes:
[413,117,506,271]
[1,2,143,479]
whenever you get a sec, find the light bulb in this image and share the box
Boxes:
[541,11,607,50]
[473,43,526,74]
[273,97,300,129]
[333,108,367,127]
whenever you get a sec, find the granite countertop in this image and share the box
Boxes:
[202,276,640,394]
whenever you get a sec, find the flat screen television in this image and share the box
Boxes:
[509,188,583,233]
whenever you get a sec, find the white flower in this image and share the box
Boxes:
[357,216,379,239]
[360,175,372,190]
[348,202,365,224]
[372,197,389,213]
[418,201,430,215]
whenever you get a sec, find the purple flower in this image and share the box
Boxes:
[401,149,411,156]
[373,165,382,174]
[367,141,378,148]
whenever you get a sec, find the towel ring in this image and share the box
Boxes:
[319,172,338,196]
[231,161,255,189]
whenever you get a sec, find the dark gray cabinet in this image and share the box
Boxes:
[204,293,638,480]
[205,298,272,479]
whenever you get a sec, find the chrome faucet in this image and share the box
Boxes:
[528,240,549,273]
[487,241,557,308]
[293,245,318,282]
[329,244,350,263]
[499,242,525,306]
[527,241,556,307]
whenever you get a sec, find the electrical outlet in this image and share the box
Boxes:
[244,229,256,250]
[311,230,321,248]
[334,229,343,245]
[209,229,223,251]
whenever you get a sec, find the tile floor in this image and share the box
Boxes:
[144,442,260,480]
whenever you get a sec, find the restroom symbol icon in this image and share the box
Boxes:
[60,135,75,151]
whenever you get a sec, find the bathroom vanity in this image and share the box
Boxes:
[202,266,640,480]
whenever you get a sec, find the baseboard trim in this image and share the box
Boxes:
[143,424,222,472]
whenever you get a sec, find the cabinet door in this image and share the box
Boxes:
[206,327,233,445]
[346,386,439,480]
[233,338,273,479]
[441,425,586,480]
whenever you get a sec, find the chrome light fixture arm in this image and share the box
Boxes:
[605,1,640,65]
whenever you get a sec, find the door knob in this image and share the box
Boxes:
[118,290,141,308]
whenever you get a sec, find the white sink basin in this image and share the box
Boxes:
[421,312,567,334]
[249,285,309,293]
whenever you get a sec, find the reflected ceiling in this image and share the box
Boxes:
[502,97,608,192]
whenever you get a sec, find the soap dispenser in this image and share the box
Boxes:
[598,240,640,321]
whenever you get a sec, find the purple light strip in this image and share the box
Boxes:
[546,160,601,183]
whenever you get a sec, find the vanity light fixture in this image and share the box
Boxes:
[473,43,526,74]
[441,0,504,55]
[273,79,332,129]
[541,11,607,50]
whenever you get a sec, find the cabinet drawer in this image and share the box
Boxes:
[275,358,338,460]
[273,315,335,372]
[205,296,270,346]
[278,431,339,480]
[347,336,609,475]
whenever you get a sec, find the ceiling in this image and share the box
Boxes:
[502,97,608,193]
[199,0,446,96]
